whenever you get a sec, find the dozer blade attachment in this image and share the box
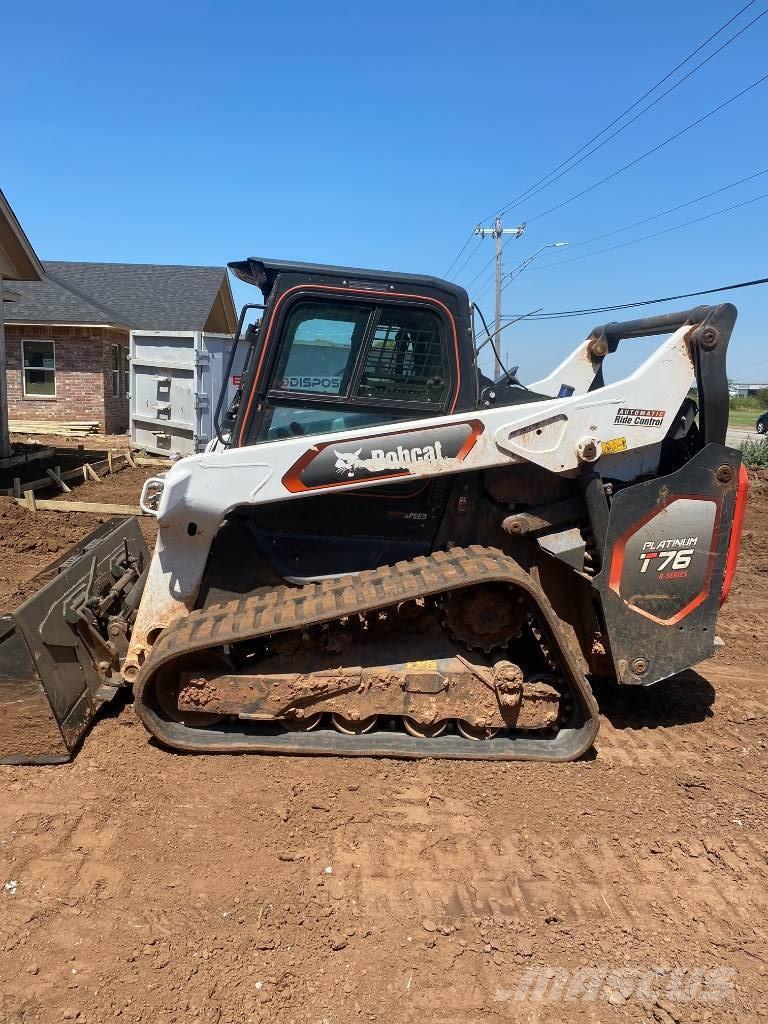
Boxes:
[0,517,148,765]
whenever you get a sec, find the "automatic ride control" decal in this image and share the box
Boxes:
[614,407,666,428]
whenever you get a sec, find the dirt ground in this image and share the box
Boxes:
[0,463,766,1023]
[0,464,158,614]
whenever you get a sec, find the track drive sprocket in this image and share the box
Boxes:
[443,582,527,653]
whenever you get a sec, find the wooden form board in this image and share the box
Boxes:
[0,451,135,498]
[17,496,144,515]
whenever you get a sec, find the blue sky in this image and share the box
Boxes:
[3,0,767,382]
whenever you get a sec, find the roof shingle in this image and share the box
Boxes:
[4,260,234,332]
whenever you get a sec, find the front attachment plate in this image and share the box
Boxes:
[0,517,148,765]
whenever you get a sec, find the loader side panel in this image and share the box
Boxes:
[595,444,740,685]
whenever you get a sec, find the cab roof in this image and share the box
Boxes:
[228,256,470,310]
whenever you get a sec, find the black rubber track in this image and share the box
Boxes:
[134,546,599,761]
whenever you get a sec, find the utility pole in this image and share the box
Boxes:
[475,216,525,377]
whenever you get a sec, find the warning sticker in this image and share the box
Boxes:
[614,407,665,428]
[603,436,628,454]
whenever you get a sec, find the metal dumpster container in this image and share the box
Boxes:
[129,330,246,456]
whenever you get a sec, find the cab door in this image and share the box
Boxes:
[244,290,462,579]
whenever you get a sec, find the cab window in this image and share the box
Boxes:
[256,297,452,443]
[272,301,370,397]
[356,306,449,406]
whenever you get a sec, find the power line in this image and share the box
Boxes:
[730,356,768,375]
[448,237,484,281]
[501,274,768,322]
[463,164,768,296]
[541,167,768,252]
[731,339,768,361]
[474,304,544,363]
[462,227,529,290]
[523,70,768,225]
[481,0,759,221]
[472,302,510,376]
[525,190,768,272]
[462,246,502,290]
[444,230,477,278]
[728,347,768,370]
[472,168,768,292]
[443,2,762,284]
[462,240,506,289]
[495,4,768,218]
[473,274,497,302]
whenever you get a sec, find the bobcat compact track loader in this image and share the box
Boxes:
[0,258,748,763]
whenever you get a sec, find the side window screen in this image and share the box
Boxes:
[273,301,371,396]
[357,307,449,405]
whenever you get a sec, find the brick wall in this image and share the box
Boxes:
[5,324,130,434]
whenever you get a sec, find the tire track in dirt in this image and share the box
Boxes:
[331,782,768,934]
[594,717,756,768]
[0,474,766,1023]
[594,661,767,769]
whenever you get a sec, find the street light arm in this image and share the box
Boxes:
[503,241,568,283]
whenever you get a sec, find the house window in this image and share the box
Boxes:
[22,340,56,398]
[112,345,130,398]
[112,345,120,397]
[122,347,130,398]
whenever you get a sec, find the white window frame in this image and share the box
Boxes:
[111,344,121,398]
[111,344,130,399]
[122,346,130,399]
[22,338,57,399]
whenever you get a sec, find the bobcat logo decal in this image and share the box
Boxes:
[333,448,363,478]
[282,420,484,494]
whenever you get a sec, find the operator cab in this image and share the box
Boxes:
[206,257,555,583]
[217,257,478,448]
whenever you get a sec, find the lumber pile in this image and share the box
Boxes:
[9,420,99,437]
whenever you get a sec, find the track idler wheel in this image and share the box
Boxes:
[154,651,232,728]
